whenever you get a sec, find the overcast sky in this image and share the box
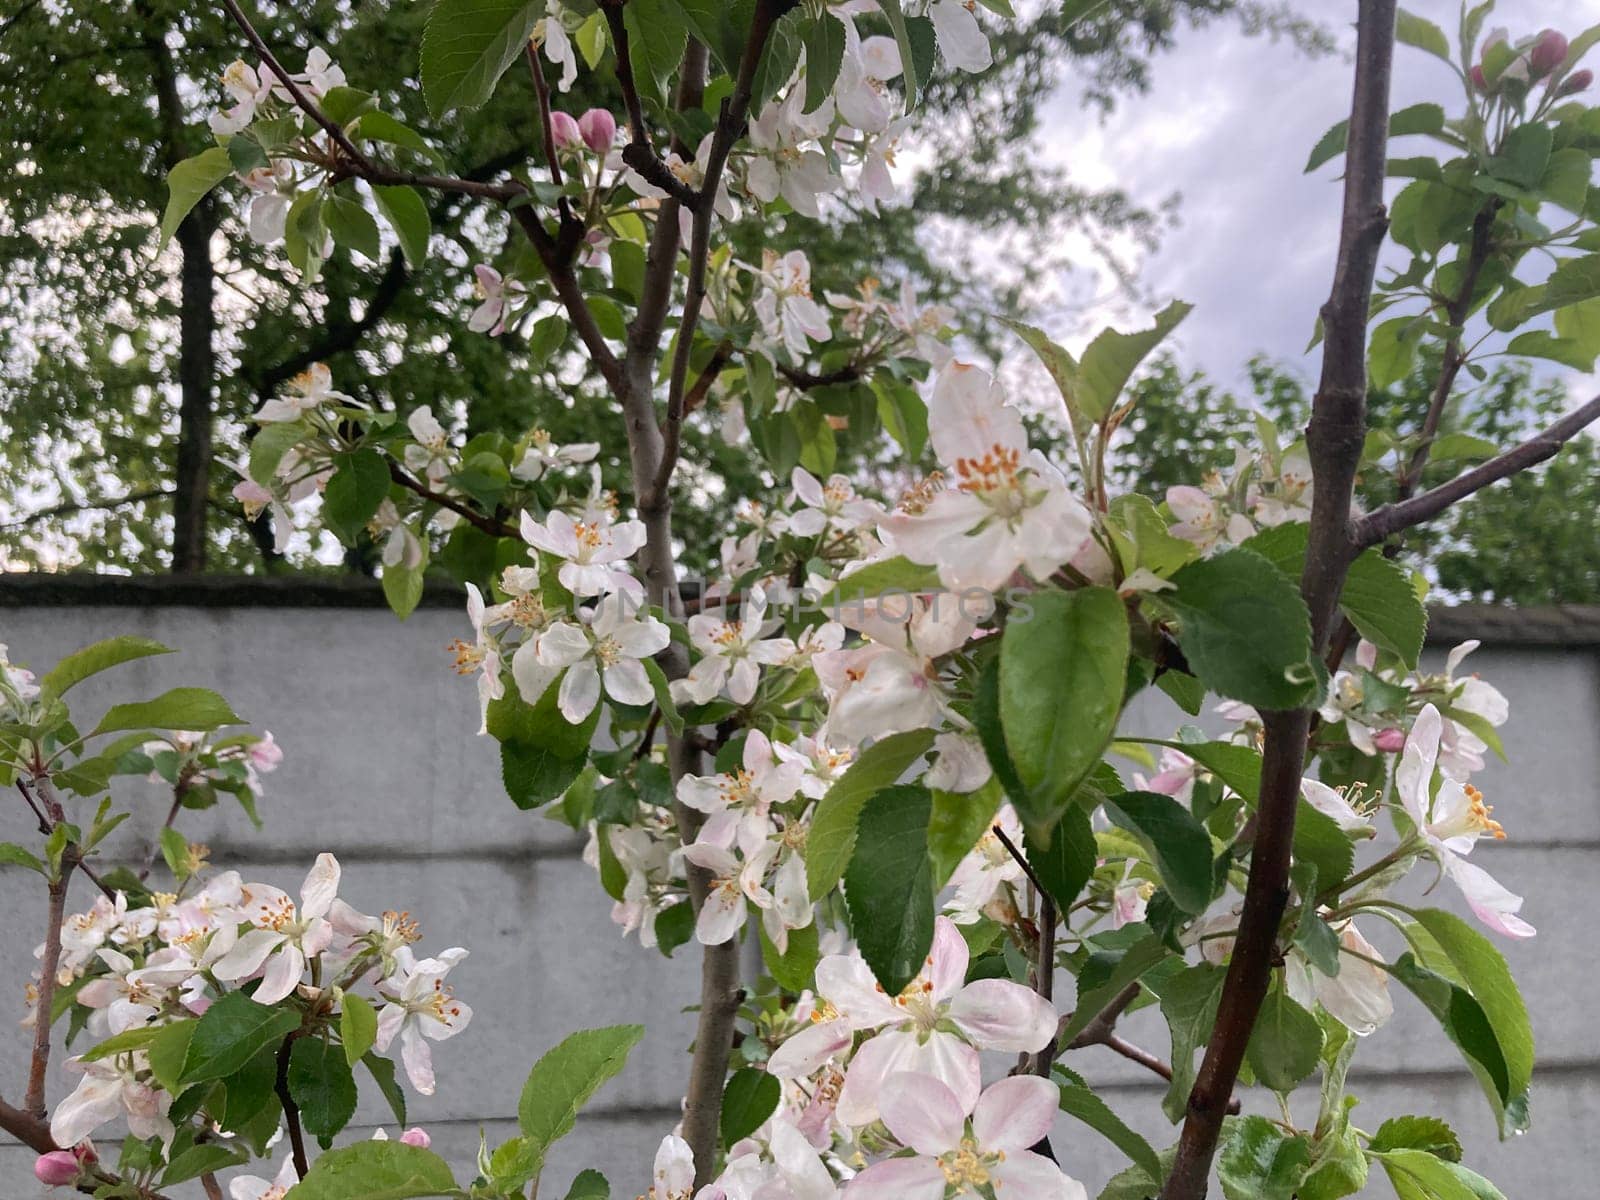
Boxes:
[1048,0,1600,398]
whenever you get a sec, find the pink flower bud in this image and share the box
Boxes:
[1469,63,1489,91]
[1373,727,1407,754]
[1560,68,1594,96]
[400,1127,432,1148]
[549,110,581,148]
[1530,29,1569,77]
[34,1151,80,1186]
[578,108,617,155]
[249,731,284,772]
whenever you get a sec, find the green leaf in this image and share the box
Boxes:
[1000,587,1129,836]
[813,556,942,612]
[875,0,919,108]
[364,1052,408,1127]
[179,992,300,1087]
[1377,1149,1507,1200]
[1408,909,1532,1102]
[758,919,818,992]
[564,1169,610,1200]
[160,1143,245,1187]
[147,1020,196,1094]
[720,1068,781,1146]
[384,559,428,621]
[802,12,847,112]
[353,111,446,168]
[1026,801,1097,911]
[844,784,934,994]
[1488,123,1552,190]
[1055,1073,1163,1183]
[0,842,45,875]
[1294,909,1343,977]
[623,0,688,109]
[92,687,243,737]
[1159,547,1318,710]
[420,0,544,116]
[1139,739,1263,804]
[1369,315,1423,389]
[1059,932,1170,1045]
[996,315,1087,436]
[1076,301,1193,424]
[927,779,1002,889]
[341,993,379,1066]
[326,194,382,262]
[39,636,173,699]
[492,684,600,810]
[1342,550,1427,668]
[517,1025,645,1158]
[1396,9,1451,60]
[372,185,431,268]
[1101,791,1214,914]
[249,420,306,485]
[1368,1115,1463,1161]
[324,448,392,546]
[282,1140,457,1199]
[1388,953,1528,1136]
[1305,103,1446,173]
[1246,976,1324,1092]
[288,1036,359,1140]
[159,147,231,246]
[1294,799,1355,892]
[1155,962,1226,1121]
[806,728,934,900]
[1218,1115,1313,1200]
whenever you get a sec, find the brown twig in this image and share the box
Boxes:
[1355,394,1600,548]
[25,850,75,1116]
[1160,4,1398,1197]
[200,1173,225,1200]
[597,1,699,206]
[386,460,516,539]
[274,1035,310,1178]
[525,43,566,192]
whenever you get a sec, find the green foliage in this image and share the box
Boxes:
[1101,791,1214,914]
[287,1037,359,1141]
[38,636,173,699]
[179,993,298,1087]
[1026,801,1097,911]
[516,1025,645,1165]
[843,785,934,994]
[720,1068,781,1146]
[1055,1068,1163,1183]
[419,0,545,116]
[805,728,935,900]
[1217,1115,1312,1200]
[282,1140,457,1199]
[999,586,1129,836]
[92,687,243,736]
[1245,976,1324,1093]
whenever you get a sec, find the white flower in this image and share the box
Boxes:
[521,508,646,599]
[813,591,976,744]
[677,730,805,855]
[372,499,424,569]
[925,731,991,794]
[240,161,293,244]
[747,94,840,218]
[754,250,833,359]
[944,805,1025,926]
[403,405,452,484]
[212,853,342,1004]
[647,1134,696,1200]
[680,840,777,946]
[450,583,508,734]
[50,1054,173,1151]
[536,592,671,722]
[256,363,349,423]
[833,23,897,133]
[1431,640,1509,780]
[537,0,578,91]
[676,587,796,706]
[209,59,274,135]
[1398,705,1533,939]
[879,361,1092,591]
[469,264,524,335]
[786,467,883,538]
[928,0,992,73]
[294,47,346,98]
[229,1157,297,1200]
[773,733,854,800]
[375,948,472,1095]
[513,428,600,481]
[1284,919,1393,1036]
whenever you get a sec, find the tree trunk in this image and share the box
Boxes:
[171,207,216,573]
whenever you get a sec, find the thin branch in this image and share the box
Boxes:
[525,43,566,192]
[386,460,517,539]
[200,1173,225,1200]
[1161,3,1398,1197]
[1355,394,1600,547]
[25,849,75,1116]
[598,1,698,206]
[989,822,1049,895]
[274,1036,310,1178]
[776,362,866,390]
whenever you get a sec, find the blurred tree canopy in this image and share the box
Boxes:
[0,0,1330,577]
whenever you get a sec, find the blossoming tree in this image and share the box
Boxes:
[5,1,1600,1198]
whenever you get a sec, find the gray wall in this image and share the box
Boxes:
[1,586,1596,1196]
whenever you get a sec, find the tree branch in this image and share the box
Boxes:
[274,1035,310,1178]
[25,850,74,1117]
[1355,393,1600,548]
[386,459,516,539]
[1161,4,1398,1196]
[598,1,698,206]
[525,43,566,192]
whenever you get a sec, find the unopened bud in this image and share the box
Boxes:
[1530,29,1569,77]
[34,1151,80,1186]
[1373,727,1407,753]
[1559,68,1594,96]
[1470,63,1489,91]
[578,108,616,155]
[400,1127,432,1148]
[549,110,581,148]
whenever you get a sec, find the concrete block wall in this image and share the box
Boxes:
[0,581,1595,1196]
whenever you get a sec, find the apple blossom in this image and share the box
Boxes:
[536,0,578,90]
[746,94,841,219]
[375,947,472,1095]
[50,1053,173,1151]
[678,730,806,854]
[880,361,1091,591]
[521,507,647,599]
[208,59,275,135]
[449,582,507,733]
[212,852,342,1003]
[785,467,884,538]
[926,0,994,74]
[536,592,671,722]
[229,1157,297,1200]
[754,249,834,359]
[1397,705,1534,938]
[847,1073,1085,1200]
[944,805,1026,926]
[34,1150,82,1186]
[579,107,617,154]
[513,427,601,481]
[255,362,349,423]
[1284,919,1394,1036]
[404,405,452,485]
[675,588,797,706]
[550,108,582,148]
[469,264,524,335]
